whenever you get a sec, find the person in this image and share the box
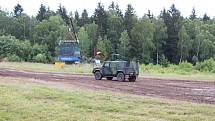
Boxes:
[93,51,103,67]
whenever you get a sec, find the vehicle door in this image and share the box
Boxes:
[102,62,112,76]
[110,62,117,75]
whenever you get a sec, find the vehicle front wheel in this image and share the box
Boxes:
[94,71,102,80]
[117,72,125,81]
[129,76,136,82]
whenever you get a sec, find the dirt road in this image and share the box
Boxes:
[0,68,215,104]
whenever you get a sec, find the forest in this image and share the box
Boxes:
[0,2,215,65]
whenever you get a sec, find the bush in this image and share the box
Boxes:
[33,54,47,63]
[179,61,193,72]
[7,54,22,62]
[160,55,169,67]
[195,58,215,72]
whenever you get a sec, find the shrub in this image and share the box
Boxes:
[33,54,47,63]
[160,55,169,67]
[7,54,22,62]
[195,58,215,72]
[179,61,193,72]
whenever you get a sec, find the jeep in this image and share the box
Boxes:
[92,60,139,82]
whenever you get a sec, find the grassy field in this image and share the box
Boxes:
[0,76,215,121]
[0,62,93,74]
[1,62,215,81]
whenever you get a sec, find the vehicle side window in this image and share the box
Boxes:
[117,62,125,69]
[103,62,109,67]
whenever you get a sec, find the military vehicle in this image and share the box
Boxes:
[92,54,139,82]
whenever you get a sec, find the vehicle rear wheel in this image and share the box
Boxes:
[94,71,102,80]
[106,77,113,80]
[129,76,136,82]
[117,72,125,81]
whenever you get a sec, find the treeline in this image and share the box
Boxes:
[0,2,215,64]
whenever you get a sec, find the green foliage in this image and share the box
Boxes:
[7,54,22,62]
[78,27,90,57]
[14,4,23,17]
[160,55,170,67]
[195,58,215,72]
[57,5,69,24]
[85,22,98,56]
[33,54,47,63]
[94,2,108,38]
[1,3,215,64]
[117,30,130,57]
[33,15,67,56]
[96,36,112,59]
[36,4,53,21]
[0,35,18,57]
[178,25,190,62]
[153,18,167,64]
[107,10,123,52]
[130,17,155,62]
[178,61,193,72]
[161,4,183,63]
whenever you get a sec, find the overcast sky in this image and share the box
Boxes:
[0,0,214,18]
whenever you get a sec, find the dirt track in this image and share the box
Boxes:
[0,68,215,104]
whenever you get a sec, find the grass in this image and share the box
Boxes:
[0,61,215,81]
[0,76,215,121]
[0,62,93,74]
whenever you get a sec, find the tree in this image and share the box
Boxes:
[14,4,23,17]
[78,27,90,57]
[203,13,210,22]
[94,2,108,38]
[146,10,153,20]
[178,25,190,62]
[130,17,155,63]
[74,10,80,26]
[107,10,123,52]
[85,22,98,56]
[57,4,70,24]
[161,4,183,63]
[32,16,67,56]
[115,4,123,19]
[117,30,130,57]
[153,18,167,64]
[124,4,137,38]
[80,9,89,26]
[189,7,197,20]
[96,36,112,59]
[36,4,47,21]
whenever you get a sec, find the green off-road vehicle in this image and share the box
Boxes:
[92,57,139,82]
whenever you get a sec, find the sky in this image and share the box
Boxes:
[0,0,214,18]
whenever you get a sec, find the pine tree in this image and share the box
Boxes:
[80,9,89,26]
[189,7,197,20]
[36,4,47,21]
[74,10,80,26]
[124,4,136,38]
[203,13,210,22]
[14,4,23,17]
[57,4,70,24]
[94,2,108,38]
[161,4,183,63]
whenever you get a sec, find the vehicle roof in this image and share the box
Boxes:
[104,60,128,63]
